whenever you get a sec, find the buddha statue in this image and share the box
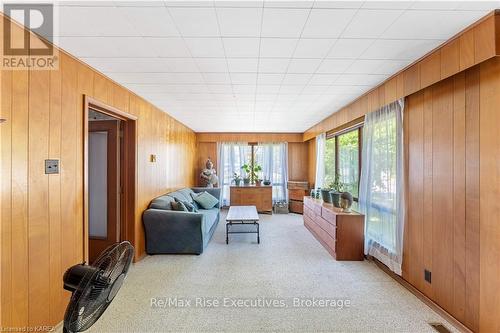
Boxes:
[200,158,219,188]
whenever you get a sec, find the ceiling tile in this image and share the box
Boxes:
[346,59,411,74]
[301,9,357,38]
[168,7,220,37]
[282,73,312,85]
[361,39,443,60]
[59,6,137,37]
[327,38,374,59]
[119,6,180,37]
[316,59,353,73]
[230,73,258,84]
[257,73,285,84]
[223,38,260,57]
[293,39,334,58]
[256,85,282,94]
[203,72,232,84]
[258,58,290,73]
[309,74,339,85]
[196,58,228,72]
[184,38,225,57]
[227,58,259,72]
[216,7,263,37]
[59,37,154,57]
[361,1,414,9]
[383,10,485,40]
[313,1,364,9]
[161,58,200,72]
[342,9,403,38]
[261,8,310,38]
[260,38,298,58]
[287,58,321,73]
[147,37,192,57]
[334,73,388,86]
[208,84,233,94]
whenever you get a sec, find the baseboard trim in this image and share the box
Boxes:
[369,257,473,333]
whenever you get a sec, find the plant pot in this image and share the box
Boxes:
[329,191,341,208]
[255,180,262,186]
[243,178,250,185]
[321,189,332,203]
[235,179,241,186]
[263,180,271,186]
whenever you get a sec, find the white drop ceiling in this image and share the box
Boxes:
[51,1,498,132]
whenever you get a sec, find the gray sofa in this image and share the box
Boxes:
[143,187,221,255]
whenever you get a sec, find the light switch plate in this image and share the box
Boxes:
[45,159,59,174]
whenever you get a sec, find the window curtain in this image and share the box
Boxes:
[217,142,250,206]
[314,133,326,189]
[359,99,405,275]
[256,142,288,202]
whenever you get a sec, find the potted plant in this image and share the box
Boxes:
[233,172,242,186]
[321,187,333,203]
[241,163,262,185]
[328,174,344,208]
[263,179,271,186]
[241,164,251,185]
[255,179,262,186]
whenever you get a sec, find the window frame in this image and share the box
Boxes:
[326,123,363,200]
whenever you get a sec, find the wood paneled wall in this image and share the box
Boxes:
[403,68,480,331]
[403,58,500,332]
[304,12,500,141]
[0,15,196,330]
[194,140,309,187]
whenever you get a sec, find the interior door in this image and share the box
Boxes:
[88,120,120,263]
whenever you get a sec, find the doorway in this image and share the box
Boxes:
[84,96,137,264]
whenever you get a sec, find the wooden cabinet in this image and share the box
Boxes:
[288,181,309,214]
[230,185,272,213]
[303,196,365,261]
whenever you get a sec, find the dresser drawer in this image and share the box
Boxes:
[289,200,303,214]
[321,207,337,225]
[316,216,336,239]
[303,206,316,220]
[289,189,307,201]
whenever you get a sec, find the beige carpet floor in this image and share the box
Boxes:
[88,211,456,333]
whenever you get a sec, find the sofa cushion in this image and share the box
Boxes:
[174,197,198,212]
[192,191,219,209]
[178,188,196,203]
[200,208,219,233]
[168,191,190,203]
[171,201,188,211]
[149,195,175,210]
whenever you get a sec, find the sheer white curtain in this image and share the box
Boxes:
[217,142,250,206]
[314,133,326,189]
[256,142,288,202]
[359,99,405,275]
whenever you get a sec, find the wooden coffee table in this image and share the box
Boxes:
[226,206,260,244]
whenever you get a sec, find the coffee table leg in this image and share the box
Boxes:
[226,223,229,244]
[256,222,260,244]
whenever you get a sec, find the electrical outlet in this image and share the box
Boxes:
[45,159,59,174]
[424,269,432,283]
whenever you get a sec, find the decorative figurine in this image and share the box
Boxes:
[340,192,353,213]
[200,158,219,188]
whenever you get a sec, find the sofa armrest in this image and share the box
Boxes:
[192,187,221,208]
[142,209,205,254]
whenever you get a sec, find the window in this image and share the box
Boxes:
[218,142,288,205]
[324,126,362,199]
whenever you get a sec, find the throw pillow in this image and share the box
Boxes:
[171,201,188,212]
[192,191,219,209]
[174,197,198,212]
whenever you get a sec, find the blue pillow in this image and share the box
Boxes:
[174,197,198,212]
[171,201,188,211]
[192,191,219,209]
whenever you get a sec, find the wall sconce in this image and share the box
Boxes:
[150,154,157,163]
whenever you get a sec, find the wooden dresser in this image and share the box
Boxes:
[303,196,365,261]
[230,185,272,213]
[288,181,309,214]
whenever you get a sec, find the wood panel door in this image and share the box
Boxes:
[88,120,120,263]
